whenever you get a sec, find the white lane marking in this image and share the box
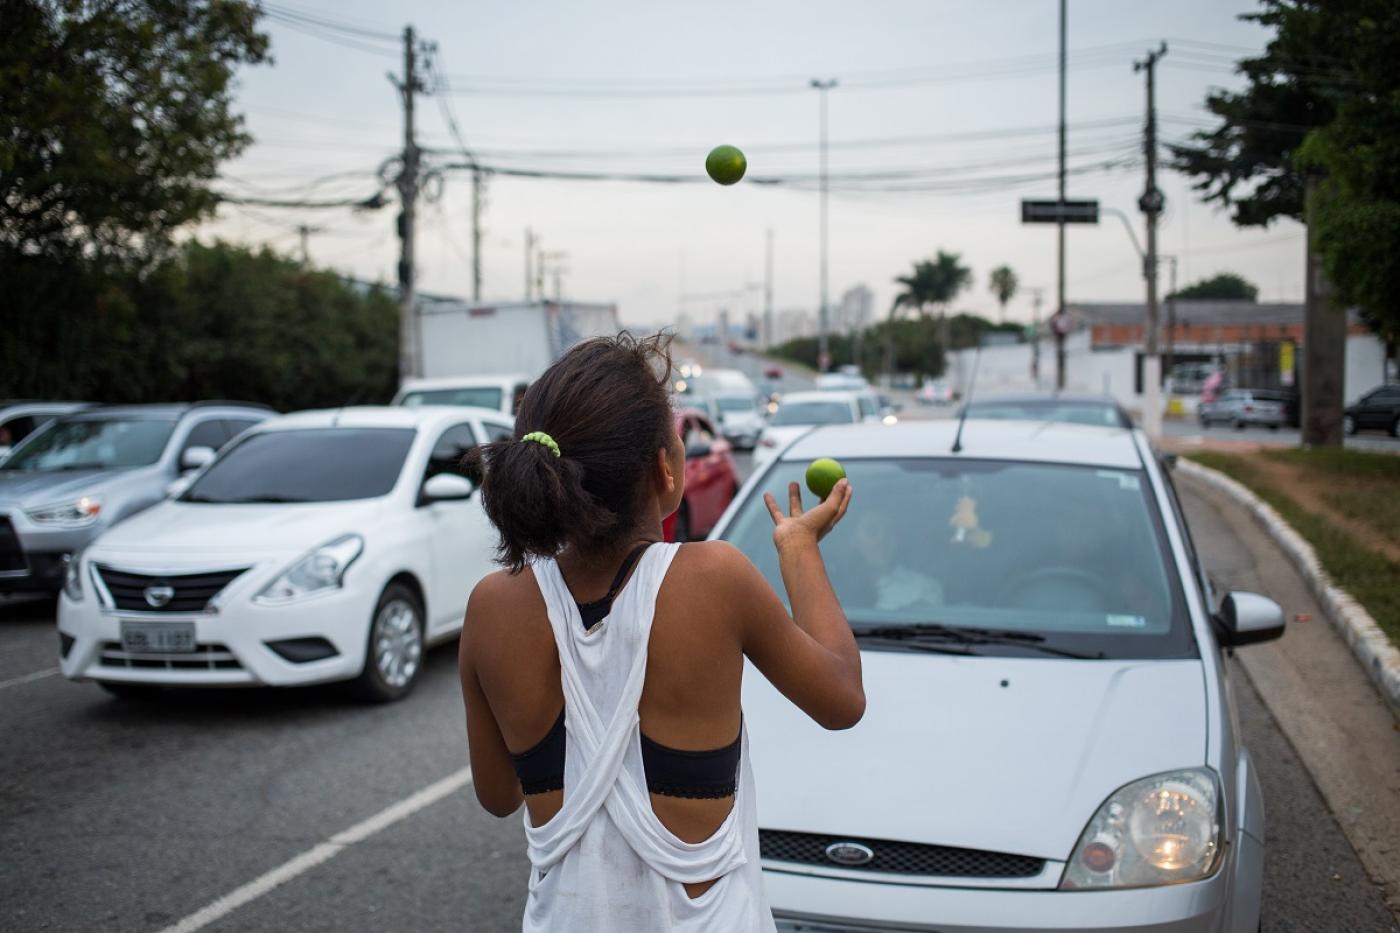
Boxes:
[0,667,59,690]
[157,766,473,933]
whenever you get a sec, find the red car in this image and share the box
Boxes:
[663,407,742,542]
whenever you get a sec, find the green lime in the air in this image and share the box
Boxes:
[706,144,747,185]
[805,458,847,501]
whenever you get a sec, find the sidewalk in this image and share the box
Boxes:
[1177,470,1400,918]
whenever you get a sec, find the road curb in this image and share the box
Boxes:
[1177,458,1400,713]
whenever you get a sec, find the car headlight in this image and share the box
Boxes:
[63,553,84,602]
[27,496,102,527]
[253,534,363,604]
[1061,768,1223,890]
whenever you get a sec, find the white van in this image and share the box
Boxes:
[392,374,530,417]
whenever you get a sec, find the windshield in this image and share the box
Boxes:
[182,428,416,503]
[770,400,855,427]
[0,418,175,471]
[722,458,1194,659]
[965,401,1127,428]
[716,397,755,413]
[399,387,503,410]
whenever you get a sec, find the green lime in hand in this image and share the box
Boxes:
[805,458,846,501]
[706,145,747,185]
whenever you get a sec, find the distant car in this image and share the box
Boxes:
[711,392,767,450]
[753,389,882,469]
[764,366,784,380]
[961,393,1133,429]
[815,373,869,392]
[1344,384,1400,437]
[57,406,512,701]
[0,403,273,595]
[663,408,740,543]
[916,381,956,406]
[0,401,91,462]
[716,418,1285,933]
[1198,389,1286,430]
[393,374,530,417]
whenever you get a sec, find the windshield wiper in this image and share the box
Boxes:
[851,631,975,655]
[853,623,1103,660]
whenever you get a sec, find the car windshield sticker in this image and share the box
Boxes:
[1106,614,1148,629]
[1096,469,1141,492]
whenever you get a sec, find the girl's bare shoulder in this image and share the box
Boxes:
[466,568,544,632]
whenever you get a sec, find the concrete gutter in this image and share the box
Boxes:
[1177,457,1400,712]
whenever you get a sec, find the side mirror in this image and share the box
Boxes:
[1215,591,1285,647]
[180,446,216,472]
[421,472,474,504]
[1159,452,1179,471]
[167,475,195,499]
[684,441,713,460]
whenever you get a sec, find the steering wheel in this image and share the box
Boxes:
[1006,567,1110,612]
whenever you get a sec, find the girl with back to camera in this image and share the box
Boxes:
[459,334,863,932]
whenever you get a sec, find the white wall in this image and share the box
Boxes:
[1345,333,1389,404]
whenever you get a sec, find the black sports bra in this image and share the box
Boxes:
[511,544,742,799]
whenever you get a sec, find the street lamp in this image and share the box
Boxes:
[811,77,837,372]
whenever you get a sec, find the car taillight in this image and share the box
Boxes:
[1244,405,1254,412]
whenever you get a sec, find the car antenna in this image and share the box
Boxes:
[332,388,365,428]
[950,343,982,454]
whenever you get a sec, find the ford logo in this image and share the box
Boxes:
[143,585,175,609]
[824,841,875,867]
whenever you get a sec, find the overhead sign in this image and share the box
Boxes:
[1021,199,1100,224]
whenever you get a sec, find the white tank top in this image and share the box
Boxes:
[521,543,776,933]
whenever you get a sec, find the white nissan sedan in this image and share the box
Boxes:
[716,419,1285,932]
[57,406,513,701]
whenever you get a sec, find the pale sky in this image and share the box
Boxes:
[207,0,1303,328]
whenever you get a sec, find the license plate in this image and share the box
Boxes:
[120,620,196,653]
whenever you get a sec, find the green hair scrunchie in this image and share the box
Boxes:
[521,431,561,458]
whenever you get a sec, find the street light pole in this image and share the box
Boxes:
[1135,43,1167,439]
[811,78,837,372]
[1055,0,1067,390]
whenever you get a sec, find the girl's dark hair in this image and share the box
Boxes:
[467,332,676,572]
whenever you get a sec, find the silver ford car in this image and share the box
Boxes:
[715,418,1284,933]
[0,403,272,594]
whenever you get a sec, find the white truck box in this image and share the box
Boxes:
[418,300,619,379]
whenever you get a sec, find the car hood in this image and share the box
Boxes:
[0,468,129,506]
[743,652,1206,861]
[90,499,384,558]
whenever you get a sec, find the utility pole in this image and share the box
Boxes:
[524,227,535,300]
[1054,0,1067,390]
[811,78,837,372]
[1302,174,1346,446]
[392,25,423,381]
[296,224,321,265]
[763,227,774,350]
[471,168,485,301]
[1031,288,1044,387]
[1135,43,1167,439]
[1165,256,1178,386]
[541,250,567,303]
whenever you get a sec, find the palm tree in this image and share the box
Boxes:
[887,251,972,376]
[988,265,1019,323]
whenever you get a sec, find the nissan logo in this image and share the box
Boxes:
[143,585,175,609]
[824,841,875,867]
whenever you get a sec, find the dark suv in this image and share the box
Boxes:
[1344,384,1400,438]
[0,402,273,593]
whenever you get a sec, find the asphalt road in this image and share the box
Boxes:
[1,470,1395,930]
[1163,419,1400,454]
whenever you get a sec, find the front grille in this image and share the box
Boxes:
[0,516,26,572]
[96,566,247,612]
[99,642,243,671]
[760,830,1044,878]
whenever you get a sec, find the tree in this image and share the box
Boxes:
[1169,1,1400,445]
[1168,272,1260,301]
[0,0,268,263]
[887,252,972,376]
[0,241,400,409]
[891,252,973,320]
[988,265,1019,322]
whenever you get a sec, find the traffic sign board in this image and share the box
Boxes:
[1021,199,1100,224]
